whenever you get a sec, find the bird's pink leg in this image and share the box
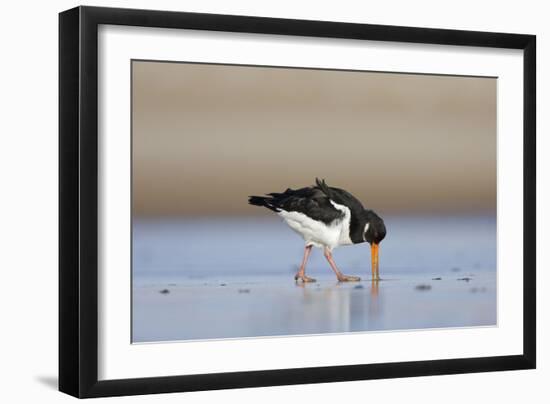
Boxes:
[324,248,361,282]
[295,245,316,283]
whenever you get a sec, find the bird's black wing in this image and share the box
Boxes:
[248,186,344,225]
[314,178,372,244]
[315,178,365,212]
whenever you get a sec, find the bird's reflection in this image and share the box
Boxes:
[369,280,380,322]
[371,279,379,297]
[293,279,382,333]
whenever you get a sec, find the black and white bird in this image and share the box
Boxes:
[248,178,386,282]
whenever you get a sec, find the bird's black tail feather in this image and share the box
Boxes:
[315,177,333,198]
[248,195,280,212]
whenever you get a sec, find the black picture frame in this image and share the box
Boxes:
[59,5,536,398]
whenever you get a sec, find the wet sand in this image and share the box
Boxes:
[132,272,496,342]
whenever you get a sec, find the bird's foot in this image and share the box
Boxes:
[294,274,316,283]
[337,274,361,282]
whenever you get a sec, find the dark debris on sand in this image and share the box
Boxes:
[159,289,170,294]
[238,288,251,294]
[432,277,442,280]
[457,277,472,282]
[415,284,432,291]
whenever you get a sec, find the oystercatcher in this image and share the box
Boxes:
[249,178,386,282]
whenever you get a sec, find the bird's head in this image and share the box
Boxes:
[363,211,386,280]
[363,212,386,244]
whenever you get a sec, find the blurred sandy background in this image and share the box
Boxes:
[132,60,496,217]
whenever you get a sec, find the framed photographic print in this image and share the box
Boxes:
[59,6,536,398]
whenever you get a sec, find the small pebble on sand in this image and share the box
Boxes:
[159,289,170,294]
[415,284,432,291]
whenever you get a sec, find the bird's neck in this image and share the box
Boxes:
[349,210,368,244]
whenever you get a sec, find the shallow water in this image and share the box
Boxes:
[132,215,496,342]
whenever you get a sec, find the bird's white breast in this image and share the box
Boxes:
[277,200,353,249]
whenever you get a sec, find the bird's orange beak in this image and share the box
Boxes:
[371,242,380,281]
